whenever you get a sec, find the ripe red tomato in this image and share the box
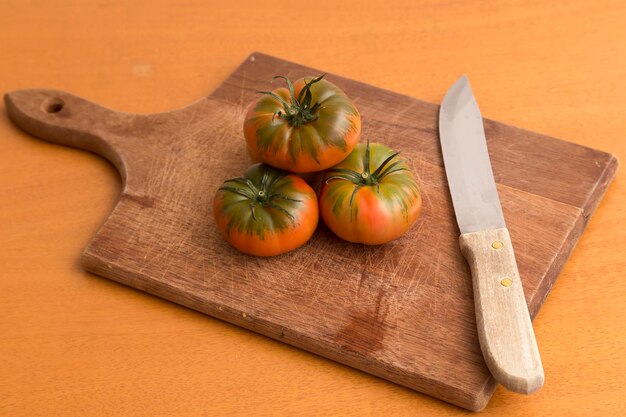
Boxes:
[244,74,361,173]
[319,141,422,245]
[213,164,319,256]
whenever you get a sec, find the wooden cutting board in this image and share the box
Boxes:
[4,53,617,411]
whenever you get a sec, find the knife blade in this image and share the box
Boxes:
[438,75,544,394]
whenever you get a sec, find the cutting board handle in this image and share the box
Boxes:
[4,88,224,188]
[4,89,137,180]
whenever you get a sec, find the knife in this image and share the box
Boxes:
[438,75,544,394]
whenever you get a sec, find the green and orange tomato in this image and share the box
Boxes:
[213,164,319,256]
[244,74,361,173]
[319,141,422,245]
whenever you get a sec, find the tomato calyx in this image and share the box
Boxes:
[219,168,303,223]
[324,139,407,206]
[257,74,326,127]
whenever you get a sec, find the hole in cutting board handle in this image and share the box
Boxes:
[42,97,65,113]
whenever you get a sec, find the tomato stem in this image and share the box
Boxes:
[220,166,304,221]
[325,139,406,189]
[258,74,326,127]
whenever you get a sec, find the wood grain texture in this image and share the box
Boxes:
[460,228,543,394]
[1,1,625,416]
[3,52,617,411]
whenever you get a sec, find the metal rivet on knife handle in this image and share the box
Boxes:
[501,278,513,287]
[491,240,503,249]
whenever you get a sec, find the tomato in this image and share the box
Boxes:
[244,74,361,173]
[319,141,422,245]
[213,163,319,256]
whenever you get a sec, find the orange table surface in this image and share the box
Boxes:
[1,1,625,416]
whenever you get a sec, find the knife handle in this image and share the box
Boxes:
[460,227,544,394]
